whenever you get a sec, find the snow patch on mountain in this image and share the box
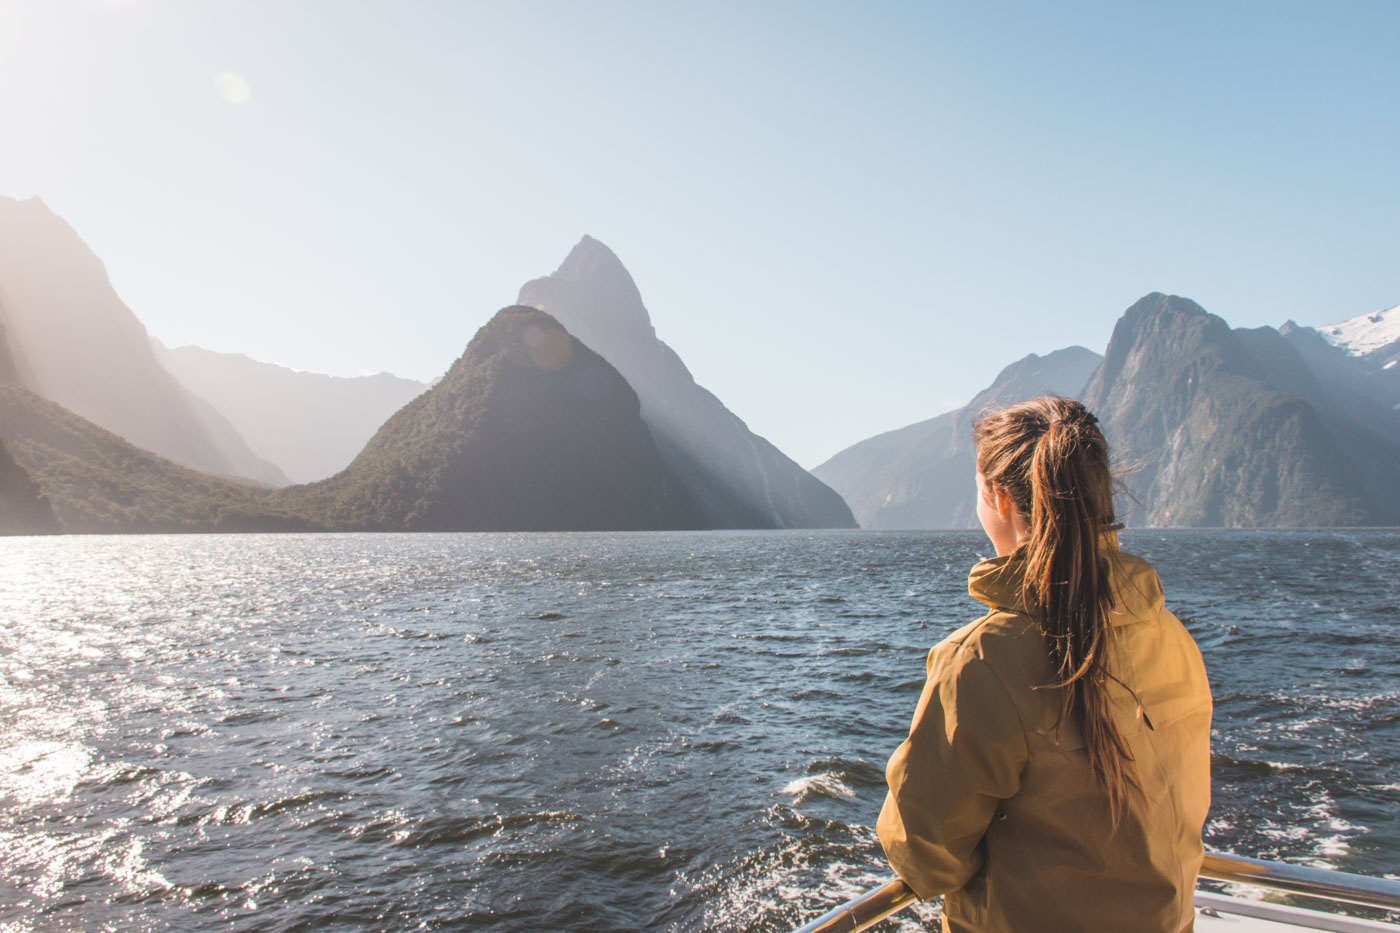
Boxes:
[1317,304,1400,357]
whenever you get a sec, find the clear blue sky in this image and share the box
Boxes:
[2,0,1396,467]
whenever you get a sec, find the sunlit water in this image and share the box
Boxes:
[1,530,1396,931]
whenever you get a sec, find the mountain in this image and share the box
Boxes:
[280,306,700,531]
[812,346,1102,528]
[0,196,287,486]
[151,341,429,483]
[1082,293,1399,526]
[517,236,854,529]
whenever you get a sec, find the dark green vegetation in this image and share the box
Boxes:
[813,347,1102,528]
[0,317,17,385]
[0,435,58,534]
[1083,293,1400,526]
[281,307,699,531]
[0,384,310,533]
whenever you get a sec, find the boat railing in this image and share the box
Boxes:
[790,850,1400,933]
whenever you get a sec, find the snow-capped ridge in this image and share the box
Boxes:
[1316,304,1400,357]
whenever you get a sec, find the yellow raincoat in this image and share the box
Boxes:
[878,537,1212,932]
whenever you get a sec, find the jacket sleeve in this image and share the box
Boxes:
[877,638,1028,900]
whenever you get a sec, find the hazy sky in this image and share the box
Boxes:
[2,1,1396,468]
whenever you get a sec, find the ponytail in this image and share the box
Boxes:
[973,397,1137,818]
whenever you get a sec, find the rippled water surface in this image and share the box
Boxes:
[1,530,1397,931]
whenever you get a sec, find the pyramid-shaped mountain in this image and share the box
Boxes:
[281,306,699,531]
[518,237,855,529]
[813,346,1101,528]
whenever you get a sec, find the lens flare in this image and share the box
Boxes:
[523,324,573,371]
[214,72,252,105]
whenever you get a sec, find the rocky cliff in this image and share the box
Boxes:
[1081,293,1395,526]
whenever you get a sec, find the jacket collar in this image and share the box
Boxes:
[966,531,1163,626]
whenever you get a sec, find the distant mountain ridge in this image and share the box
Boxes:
[818,293,1400,528]
[518,236,855,529]
[0,196,287,486]
[813,346,1102,528]
[151,341,429,483]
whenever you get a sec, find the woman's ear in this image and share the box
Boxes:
[993,484,1017,519]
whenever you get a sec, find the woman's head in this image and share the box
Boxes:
[972,396,1114,546]
[972,397,1135,816]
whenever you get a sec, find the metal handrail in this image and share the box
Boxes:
[791,851,1400,933]
[790,877,916,933]
[1199,852,1400,912]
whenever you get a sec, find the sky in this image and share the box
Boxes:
[1,0,1397,468]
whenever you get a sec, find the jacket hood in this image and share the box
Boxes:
[967,531,1166,626]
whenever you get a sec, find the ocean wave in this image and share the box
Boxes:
[781,773,856,802]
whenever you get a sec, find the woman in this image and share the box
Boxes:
[878,397,1212,932]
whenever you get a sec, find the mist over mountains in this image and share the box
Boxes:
[0,196,288,486]
[150,342,429,484]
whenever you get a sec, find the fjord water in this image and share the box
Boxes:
[2,531,1396,931]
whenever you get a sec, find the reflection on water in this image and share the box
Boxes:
[0,530,1396,931]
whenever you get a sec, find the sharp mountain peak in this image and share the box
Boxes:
[555,235,636,286]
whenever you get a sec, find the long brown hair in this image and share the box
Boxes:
[972,396,1137,817]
